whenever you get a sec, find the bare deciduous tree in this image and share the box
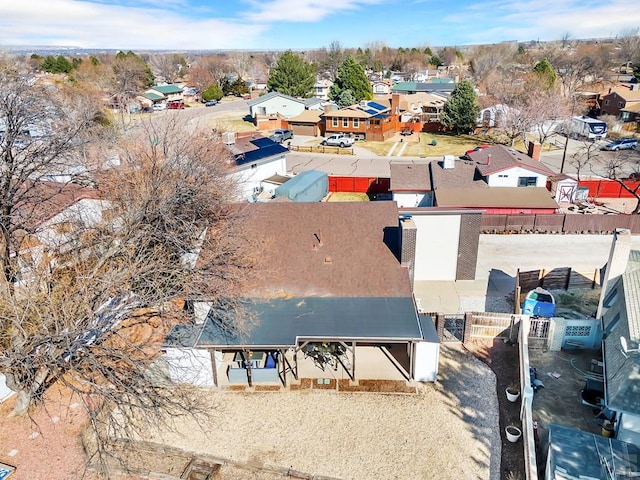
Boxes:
[0,67,105,292]
[0,94,258,475]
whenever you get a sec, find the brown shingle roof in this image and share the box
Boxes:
[434,187,559,209]
[605,86,640,102]
[430,159,488,190]
[472,145,555,177]
[288,110,322,123]
[390,162,431,191]
[224,202,411,298]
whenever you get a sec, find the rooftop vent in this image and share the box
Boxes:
[324,256,332,264]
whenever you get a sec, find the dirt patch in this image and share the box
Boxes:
[467,339,525,480]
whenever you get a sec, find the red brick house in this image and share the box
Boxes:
[600,85,640,118]
[322,98,398,141]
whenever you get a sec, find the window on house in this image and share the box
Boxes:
[498,174,508,178]
[621,112,630,121]
[604,100,610,106]
[257,106,266,115]
[518,176,537,187]
[343,118,349,128]
[353,118,359,128]
[332,118,338,127]
[617,101,624,108]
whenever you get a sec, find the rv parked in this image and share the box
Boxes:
[571,116,607,140]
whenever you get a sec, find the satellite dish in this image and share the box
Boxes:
[620,336,640,358]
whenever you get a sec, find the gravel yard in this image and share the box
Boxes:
[124,345,500,480]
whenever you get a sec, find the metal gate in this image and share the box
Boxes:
[443,315,465,342]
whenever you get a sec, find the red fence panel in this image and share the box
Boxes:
[328,176,391,194]
[579,180,640,199]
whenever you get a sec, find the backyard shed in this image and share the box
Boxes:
[275,170,328,202]
[548,173,578,204]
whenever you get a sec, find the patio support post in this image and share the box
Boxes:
[351,341,356,380]
[210,349,218,387]
[279,349,287,387]
[243,349,253,387]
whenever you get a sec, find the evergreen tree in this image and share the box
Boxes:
[440,80,480,134]
[337,89,356,108]
[202,83,223,101]
[533,58,557,89]
[266,51,316,98]
[329,55,372,104]
[55,55,73,73]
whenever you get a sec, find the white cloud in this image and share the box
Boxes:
[446,0,640,44]
[0,0,268,49]
[241,0,385,23]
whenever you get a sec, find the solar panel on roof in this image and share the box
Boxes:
[368,102,386,111]
[364,109,378,115]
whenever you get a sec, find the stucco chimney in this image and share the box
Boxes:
[391,93,401,116]
[527,141,542,161]
[400,216,417,287]
[596,228,632,319]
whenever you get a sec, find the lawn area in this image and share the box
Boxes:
[358,133,563,157]
[207,112,257,132]
[326,192,370,202]
[359,133,491,157]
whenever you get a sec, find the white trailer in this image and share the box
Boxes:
[571,116,607,140]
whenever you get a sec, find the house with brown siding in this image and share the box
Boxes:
[323,98,397,141]
[600,85,640,118]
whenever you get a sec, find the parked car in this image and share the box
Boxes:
[204,100,218,107]
[152,103,166,111]
[321,134,355,148]
[601,138,638,151]
[400,128,414,136]
[167,102,185,110]
[270,129,293,143]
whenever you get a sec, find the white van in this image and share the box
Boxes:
[153,103,167,111]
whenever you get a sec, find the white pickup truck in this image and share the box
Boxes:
[321,134,355,148]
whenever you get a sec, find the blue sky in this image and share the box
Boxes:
[0,0,639,50]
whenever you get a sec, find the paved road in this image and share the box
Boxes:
[286,133,640,178]
[540,135,640,177]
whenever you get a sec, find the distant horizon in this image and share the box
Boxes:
[0,35,630,57]
[1,1,639,52]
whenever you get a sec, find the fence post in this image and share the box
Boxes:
[514,269,521,315]
[564,267,572,290]
[435,313,445,341]
[463,312,472,345]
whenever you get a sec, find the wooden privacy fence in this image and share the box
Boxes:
[517,267,600,291]
[289,145,354,155]
[328,176,390,194]
[579,179,640,199]
[467,312,520,339]
[480,213,640,234]
[433,312,551,343]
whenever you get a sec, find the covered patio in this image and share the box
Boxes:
[165,297,439,390]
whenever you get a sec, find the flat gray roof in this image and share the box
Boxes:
[194,297,425,348]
